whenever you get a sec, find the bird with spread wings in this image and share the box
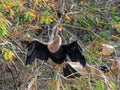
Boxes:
[26,40,86,67]
[25,26,86,67]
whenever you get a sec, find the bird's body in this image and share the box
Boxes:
[49,46,66,64]
[26,39,86,67]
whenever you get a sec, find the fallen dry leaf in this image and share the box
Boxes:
[111,59,120,78]
[102,44,115,56]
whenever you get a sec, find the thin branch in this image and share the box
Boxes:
[6,62,18,89]
[58,71,110,85]
[65,10,84,15]
[0,41,25,66]
[6,41,25,67]
[7,33,23,50]
[22,61,45,88]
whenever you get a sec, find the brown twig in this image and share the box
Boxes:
[7,33,23,50]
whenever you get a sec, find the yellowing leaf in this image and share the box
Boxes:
[13,29,19,36]
[65,14,71,21]
[19,0,23,4]
[45,16,53,24]
[3,49,15,63]
[4,3,13,11]
[9,9,15,17]
[46,16,53,23]
[26,33,31,39]
[43,0,48,3]
[54,64,60,69]
[0,13,12,27]
[111,60,120,77]
[97,8,101,12]
[31,7,39,20]
[12,26,23,37]
[40,16,53,24]
[40,16,45,24]
[52,80,57,90]
[26,24,40,30]
[35,0,42,4]
[102,44,115,56]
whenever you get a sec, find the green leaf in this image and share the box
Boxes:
[111,10,120,23]
[99,31,110,39]
[85,18,93,26]
[35,0,39,4]
[45,16,53,24]
[109,81,116,90]
[9,9,15,16]
[0,27,7,38]
[95,81,105,90]
[40,16,45,24]
[24,11,35,21]
[71,3,75,9]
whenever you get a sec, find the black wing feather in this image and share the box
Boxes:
[26,40,49,65]
[62,41,86,67]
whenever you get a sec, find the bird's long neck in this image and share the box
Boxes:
[48,35,62,53]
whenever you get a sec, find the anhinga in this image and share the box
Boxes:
[25,29,86,67]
